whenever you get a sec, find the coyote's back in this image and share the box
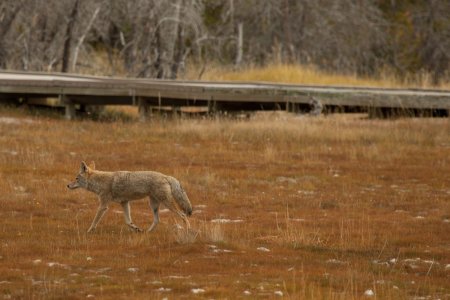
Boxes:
[110,171,167,198]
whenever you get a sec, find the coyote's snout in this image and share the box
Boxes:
[68,161,192,233]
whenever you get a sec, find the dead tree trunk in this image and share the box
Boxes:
[235,22,243,66]
[171,23,185,79]
[153,25,164,79]
[61,0,80,73]
[168,0,183,79]
[72,5,101,72]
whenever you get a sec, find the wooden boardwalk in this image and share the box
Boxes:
[0,71,449,119]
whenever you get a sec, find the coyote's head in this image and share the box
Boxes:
[67,161,95,190]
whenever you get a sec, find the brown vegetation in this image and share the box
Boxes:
[0,108,449,299]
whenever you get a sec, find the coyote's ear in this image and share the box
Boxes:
[80,161,88,173]
[89,161,96,170]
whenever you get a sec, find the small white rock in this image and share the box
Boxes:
[422,259,437,265]
[291,218,306,222]
[243,290,251,295]
[372,260,389,266]
[14,186,26,193]
[445,264,450,271]
[364,289,374,297]
[211,218,244,223]
[212,248,233,253]
[86,256,93,261]
[326,259,347,265]
[31,279,43,286]
[274,290,283,296]
[127,267,139,273]
[32,259,42,265]
[47,262,68,268]
[167,275,191,279]
[257,247,270,252]
[191,288,205,294]
[86,295,95,298]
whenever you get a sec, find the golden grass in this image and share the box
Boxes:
[0,108,449,299]
[70,48,450,89]
[183,62,450,89]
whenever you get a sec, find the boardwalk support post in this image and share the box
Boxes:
[285,96,300,114]
[138,97,150,121]
[62,95,76,120]
[208,98,217,115]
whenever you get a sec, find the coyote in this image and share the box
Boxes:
[67,162,192,233]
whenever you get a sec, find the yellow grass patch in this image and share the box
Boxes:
[184,63,450,89]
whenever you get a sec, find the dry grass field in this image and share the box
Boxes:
[0,107,449,299]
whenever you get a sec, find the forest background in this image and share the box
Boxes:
[0,0,448,86]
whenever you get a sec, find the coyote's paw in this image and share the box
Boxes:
[128,223,143,233]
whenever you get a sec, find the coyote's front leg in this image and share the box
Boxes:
[88,203,108,233]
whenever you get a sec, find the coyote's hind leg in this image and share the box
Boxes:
[121,202,143,232]
[147,198,160,233]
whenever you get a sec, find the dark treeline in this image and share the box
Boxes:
[0,0,448,83]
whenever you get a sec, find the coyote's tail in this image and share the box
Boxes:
[167,176,192,216]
